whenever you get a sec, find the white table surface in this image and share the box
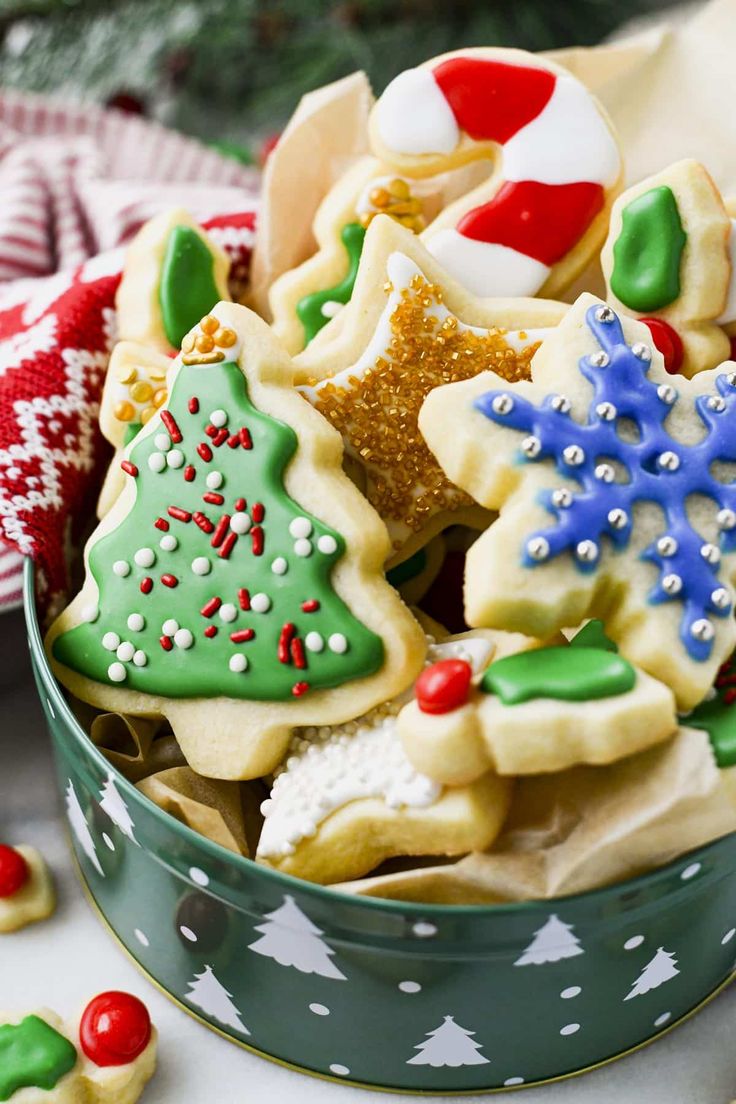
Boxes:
[2,607,736,1104]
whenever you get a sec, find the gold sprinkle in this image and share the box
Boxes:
[181,333,196,353]
[153,388,168,408]
[215,327,237,348]
[140,406,156,425]
[199,315,219,335]
[182,350,225,366]
[116,366,137,385]
[113,400,136,422]
[130,380,153,404]
[195,334,215,353]
[388,178,410,201]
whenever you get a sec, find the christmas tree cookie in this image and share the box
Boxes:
[47,303,426,780]
[0,844,55,934]
[295,215,566,564]
[420,294,736,709]
[397,643,677,781]
[256,632,513,883]
[601,160,732,376]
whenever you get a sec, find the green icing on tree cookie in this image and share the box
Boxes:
[54,359,384,701]
[480,645,635,705]
[570,619,617,652]
[686,653,736,767]
[159,225,222,349]
[124,422,142,447]
[296,222,366,346]
[0,1015,77,1100]
[610,186,687,313]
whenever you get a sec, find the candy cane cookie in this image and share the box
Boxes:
[370,48,623,299]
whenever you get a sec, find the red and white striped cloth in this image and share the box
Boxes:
[0,91,260,614]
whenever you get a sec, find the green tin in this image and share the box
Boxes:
[24,563,736,1093]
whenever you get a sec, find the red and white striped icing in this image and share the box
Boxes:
[373,53,621,297]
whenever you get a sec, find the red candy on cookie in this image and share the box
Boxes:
[79,991,152,1067]
[416,659,473,715]
[0,844,30,898]
[638,317,684,374]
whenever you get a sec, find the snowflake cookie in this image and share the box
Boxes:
[397,639,677,781]
[256,632,513,883]
[47,303,426,780]
[0,844,55,933]
[420,293,736,709]
[0,993,156,1103]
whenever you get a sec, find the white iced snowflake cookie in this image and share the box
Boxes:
[0,845,55,934]
[256,633,513,883]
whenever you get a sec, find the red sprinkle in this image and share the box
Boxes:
[238,588,251,610]
[301,599,320,613]
[201,597,222,618]
[291,637,307,670]
[154,517,169,531]
[252,502,265,523]
[188,397,200,414]
[140,577,153,594]
[161,410,182,443]
[203,492,224,505]
[240,427,252,449]
[212,427,229,448]
[211,515,230,548]
[230,628,255,643]
[120,460,138,477]
[218,531,238,559]
[278,623,296,664]
[161,574,178,588]
[184,465,196,482]
[234,498,247,512]
[292,681,310,697]
[227,434,240,448]
[197,442,213,462]
[160,635,173,651]
[193,511,215,534]
[168,506,191,523]
[251,526,264,556]
[204,625,218,638]
[205,423,217,438]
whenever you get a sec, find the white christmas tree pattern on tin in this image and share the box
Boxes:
[407,1016,489,1067]
[248,894,346,980]
[184,964,250,1034]
[624,947,680,1001]
[98,772,138,844]
[514,914,585,966]
[65,779,104,876]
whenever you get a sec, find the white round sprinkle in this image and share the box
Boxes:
[116,641,135,662]
[179,925,197,943]
[134,547,155,568]
[80,603,98,623]
[329,1065,350,1077]
[219,603,237,623]
[560,1023,580,1037]
[160,535,178,552]
[148,452,166,473]
[590,351,609,368]
[191,557,211,576]
[251,593,271,613]
[102,631,120,651]
[294,538,313,557]
[154,432,171,451]
[317,535,338,555]
[230,512,251,535]
[133,650,147,667]
[560,986,581,1000]
[127,613,144,632]
[305,631,324,653]
[309,1003,330,1016]
[112,559,130,577]
[563,444,585,466]
[167,448,184,469]
[624,935,644,951]
[654,1012,671,1028]
[206,471,223,490]
[662,573,682,595]
[722,928,736,945]
[681,862,702,880]
[229,654,248,673]
[521,434,541,458]
[289,517,312,539]
[412,921,437,938]
[527,536,550,561]
[174,628,193,649]
[271,557,288,575]
[691,619,715,643]
[576,539,598,564]
[595,305,615,322]
[398,981,421,994]
[328,633,348,654]
[632,342,651,361]
[492,393,514,415]
[134,929,149,947]
[107,662,126,683]
[162,619,179,637]
[210,409,228,428]
[189,867,209,886]
[657,536,678,557]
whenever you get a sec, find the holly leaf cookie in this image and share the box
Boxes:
[601,160,732,377]
[256,632,512,884]
[295,216,566,564]
[398,643,677,782]
[47,303,426,780]
[0,844,55,934]
[420,293,736,709]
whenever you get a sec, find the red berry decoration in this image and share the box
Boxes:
[638,317,684,375]
[79,991,151,1067]
[0,844,29,898]
[416,659,473,715]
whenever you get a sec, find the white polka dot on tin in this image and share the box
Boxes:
[134,548,155,568]
[681,862,701,881]
[127,613,145,632]
[412,921,437,938]
[103,833,115,851]
[133,650,147,667]
[317,535,338,555]
[206,471,223,490]
[329,1065,350,1077]
[653,1012,671,1028]
[289,517,312,539]
[189,867,209,887]
[167,448,184,469]
[134,928,150,947]
[108,662,127,683]
[191,557,211,576]
[309,1003,330,1016]
[162,619,179,637]
[398,981,421,994]
[229,654,248,673]
[504,1078,525,1087]
[722,928,735,945]
[210,409,228,427]
[219,603,237,623]
[305,631,324,653]
[116,641,135,662]
[148,453,166,473]
[271,557,288,575]
[560,986,581,1000]
[560,1023,580,1037]
[102,631,120,651]
[160,535,178,552]
[113,559,130,577]
[624,935,645,951]
[174,628,194,649]
[179,925,197,943]
[80,603,98,623]
[328,633,348,654]
[230,512,251,535]
[154,432,171,451]
[294,538,313,557]
[251,593,271,613]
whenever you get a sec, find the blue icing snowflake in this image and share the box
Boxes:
[473,304,736,663]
